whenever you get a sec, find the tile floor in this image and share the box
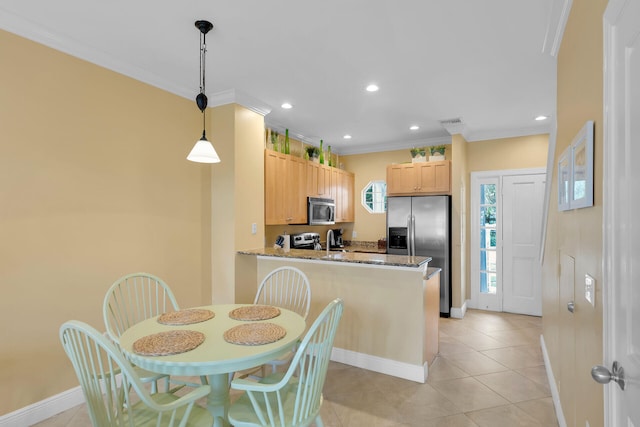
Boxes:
[34,309,558,427]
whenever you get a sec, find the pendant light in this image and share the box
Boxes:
[187,20,220,163]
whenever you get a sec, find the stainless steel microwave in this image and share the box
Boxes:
[307,197,335,225]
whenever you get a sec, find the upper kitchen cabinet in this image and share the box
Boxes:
[386,160,451,196]
[332,168,355,222]
[265,149,354,225]
[265,150,307,225]
[307,163,332,198]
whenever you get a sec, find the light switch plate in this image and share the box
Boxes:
[585,274,595,307]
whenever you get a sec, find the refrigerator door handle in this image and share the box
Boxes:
[411,215,416,256]
[406,215,412,256]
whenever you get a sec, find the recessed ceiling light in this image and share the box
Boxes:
[409,125,420,130]
[535,115,549,121]
[366,84,379,92]
[343,134,352,139]
[281,102,293,109]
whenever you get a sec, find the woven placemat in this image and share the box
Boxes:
[133,330,205,356]
[223,322,286,346]
[158,309,215,325]
[229,305,281,321]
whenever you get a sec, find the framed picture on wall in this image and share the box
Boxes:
[570,121,594,209]
[558,146,572,211]
[557,120,594,211]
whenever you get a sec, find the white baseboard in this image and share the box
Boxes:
[0,386,84,427]
[540,334,567,427]
[450,300,468,318]
[331,347,427,383]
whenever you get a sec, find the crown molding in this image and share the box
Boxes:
[542,0,572,57]
[338,136,452,156]
[464,125,551,142]
[0,9,193,100]
[263,119,318,146]
[208,89,272,116]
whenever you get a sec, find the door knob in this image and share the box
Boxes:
[567,301,575,313]
[591,361,625,390]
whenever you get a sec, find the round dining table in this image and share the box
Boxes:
[119,303,306,427]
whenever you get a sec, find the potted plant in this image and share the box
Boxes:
[305,146,320,162]
[270,130,280,152]
[429,145,446,161]
[410,147,427,163]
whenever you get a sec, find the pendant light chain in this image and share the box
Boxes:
[200,30,206,96]
[187,20,220,163]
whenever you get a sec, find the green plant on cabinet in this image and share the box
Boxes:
[271,130,280,152]
[284,129,290,154]
[429,145,446,155]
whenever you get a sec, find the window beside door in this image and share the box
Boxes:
[480,183,497,294]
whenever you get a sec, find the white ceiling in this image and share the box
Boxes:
[0,0,562,155]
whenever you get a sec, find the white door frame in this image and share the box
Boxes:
[470,168,546,312]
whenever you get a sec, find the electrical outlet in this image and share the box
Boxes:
[352,230,357,238]
[251,223,257,235]
[585,274,595,307]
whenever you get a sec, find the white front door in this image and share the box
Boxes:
[502,174,545,315]
[603,0,640,424]
[470,169,545,314]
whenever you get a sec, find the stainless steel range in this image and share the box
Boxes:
[291,232,320,250]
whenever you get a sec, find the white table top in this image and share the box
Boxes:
[119,303,307,377]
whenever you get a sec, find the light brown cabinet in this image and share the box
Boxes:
[332,168,354,222]
[265,150,307,225]
[386,160,451,196]
[307,163,332,198]
[265,149,354,224]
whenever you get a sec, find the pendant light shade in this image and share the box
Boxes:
[187,19,221,163]
[187,131,220,163]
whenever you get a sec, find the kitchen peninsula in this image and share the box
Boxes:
[236,248,440,383]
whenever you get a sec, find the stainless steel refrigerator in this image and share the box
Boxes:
[387,195,451,317]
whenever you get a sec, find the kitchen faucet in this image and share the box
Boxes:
[326,229,334,256]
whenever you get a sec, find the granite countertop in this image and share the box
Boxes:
[342,240,388,254]
[238,247,431,268]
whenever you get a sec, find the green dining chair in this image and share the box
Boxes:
[255,266,312,374]
[103,272,206,391]
[233,267,312,383]
[60,320,213,427]
[228,298,343,427]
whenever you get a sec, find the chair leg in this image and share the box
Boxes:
[314,414,324,427]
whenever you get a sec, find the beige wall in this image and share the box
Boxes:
[541,1,606,426]
[466,134,549,172]
[211,104,266,304]
[450,135,470,311]
[0,30,213,414]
